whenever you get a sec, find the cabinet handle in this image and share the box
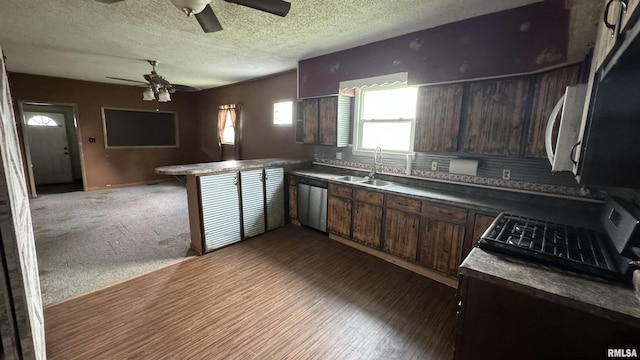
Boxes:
[604,0,626,37]
[570,141,581,165]
[233,176,238,186]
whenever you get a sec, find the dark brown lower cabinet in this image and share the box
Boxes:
[288,185,297,220]
[419,219,465,276]
[352,202,383,248]
[327,195,351,239]
[383,208,420,260]
[455,276,640,360]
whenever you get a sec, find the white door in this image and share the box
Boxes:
[200,173,242,251]
[241,169,266,238]
[24,111,73,184]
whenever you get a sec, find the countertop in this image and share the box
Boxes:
[460,248,640,328]
[156,158,310,176]
[292,168,603,229]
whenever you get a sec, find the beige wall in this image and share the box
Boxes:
[9,73,200,190]
[196,71,313,161]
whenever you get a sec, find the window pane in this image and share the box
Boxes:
[27,115,58,127]
[273,100,293,125]
[362,87,418,120]
[361,121,412,152]
[222,112,235,144]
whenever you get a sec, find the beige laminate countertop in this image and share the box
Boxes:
[156,158,310,176]
[461,248,640,328]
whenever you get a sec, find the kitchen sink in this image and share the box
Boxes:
[334,175,368,182]
[360,179,394,187]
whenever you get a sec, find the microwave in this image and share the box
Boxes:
[544,84,588,172]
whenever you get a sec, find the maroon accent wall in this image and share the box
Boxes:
[196,71,314,161]
[298,0,569,98]
[8,73,200,190]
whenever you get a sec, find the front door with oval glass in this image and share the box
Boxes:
[24,111,73,184]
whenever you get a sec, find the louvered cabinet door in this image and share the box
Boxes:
[241,169,266,239]
[200,173,241,252]
[265,168,285,231]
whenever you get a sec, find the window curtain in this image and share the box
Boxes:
[217,104,239,160]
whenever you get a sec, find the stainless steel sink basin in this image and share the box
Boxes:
[360,179,394,187]
[334,175,367,182]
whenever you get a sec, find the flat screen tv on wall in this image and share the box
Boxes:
[102,107,179,148]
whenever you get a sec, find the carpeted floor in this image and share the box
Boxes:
[30,180,195,305]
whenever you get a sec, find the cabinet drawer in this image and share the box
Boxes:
[328,183,353,198]
[354,189,384,206]
[386,195,421,213]
[424,201,468,223]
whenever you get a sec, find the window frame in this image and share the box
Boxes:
[352,83,417,157]
[272,99,294,127]
[220,110,235,145]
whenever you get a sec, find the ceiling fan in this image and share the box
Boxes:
[95,0,292,33]
[107,60,197,105]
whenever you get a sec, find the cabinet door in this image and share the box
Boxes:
[303,98,318,144]
[594,0,624,71]
[352,202,383,249]
[288,185,297,220]
[327,195,352,239]
[318,97,338,145]
[526,66,580,158]
[383,208,420,260]
[265,168,285,231]
[414,84,463,153]
[419,219,465,276]
[200,172,241,251]
[463,77,530,156]
[240,169,266,238]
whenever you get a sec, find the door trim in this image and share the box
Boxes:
[17,101,87,197]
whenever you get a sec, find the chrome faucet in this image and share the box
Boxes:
[369,146,383,178]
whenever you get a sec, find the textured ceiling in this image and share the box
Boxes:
[0,0,601,90]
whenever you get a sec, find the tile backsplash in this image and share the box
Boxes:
[315,146,603,199]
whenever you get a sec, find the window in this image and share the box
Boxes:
[273,100,293,126]
[27,115,58,127]
[221,111,235,145]
[354,84,418,154]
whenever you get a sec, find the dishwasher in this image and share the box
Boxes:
[297,177,328,232]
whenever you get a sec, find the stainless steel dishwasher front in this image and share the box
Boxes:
[297,177,328,232]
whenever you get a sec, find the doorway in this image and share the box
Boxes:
[19,102,85,196]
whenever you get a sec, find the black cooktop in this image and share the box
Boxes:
[478,213,622,281]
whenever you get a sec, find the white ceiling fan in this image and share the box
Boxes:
[95,0,291,33]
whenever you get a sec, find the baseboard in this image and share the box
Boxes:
[328,233,458,288]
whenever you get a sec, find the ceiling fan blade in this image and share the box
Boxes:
[94,0,126,3]
[171,84,200,92]
[225,0,291,17]
[107,76,147,84]
[195,4,223,33]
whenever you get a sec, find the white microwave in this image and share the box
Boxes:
[545,84,588,172]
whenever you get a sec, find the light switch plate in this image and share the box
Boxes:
[336,152,342,160]
[431,161,438,171]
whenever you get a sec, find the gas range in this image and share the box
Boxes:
[478,198,640,283]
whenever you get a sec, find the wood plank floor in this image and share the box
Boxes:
[44,225,457,360]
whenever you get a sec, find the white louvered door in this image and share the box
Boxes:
[241,169,266,238]
[200,172,241,251]
[265,168,285,231]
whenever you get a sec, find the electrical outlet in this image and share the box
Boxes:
[502,169,511,180]
[336,152,342,160]
[431,161,438,171]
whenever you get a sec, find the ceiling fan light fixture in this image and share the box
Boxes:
[169,0,211,15]
[143,86,155,101]
[158,88,171,102]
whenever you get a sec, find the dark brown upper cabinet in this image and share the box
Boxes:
[414,84,464,153]
[462,77,530,156]
[525,65,580,158]
[302,96,350,147]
